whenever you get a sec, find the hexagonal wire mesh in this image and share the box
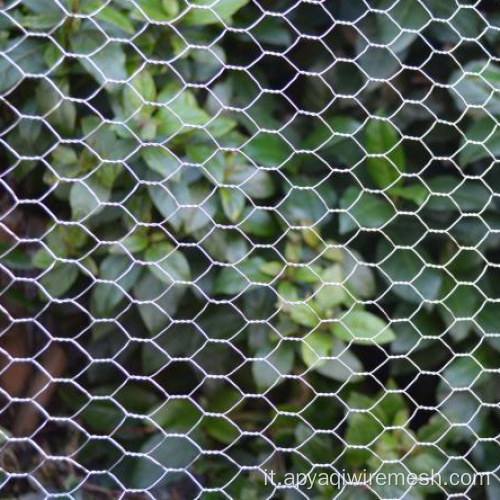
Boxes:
[0,0,500,498]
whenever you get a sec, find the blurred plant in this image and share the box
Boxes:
[0,0,499,497]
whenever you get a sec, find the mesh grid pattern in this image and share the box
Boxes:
[0,0,499,498]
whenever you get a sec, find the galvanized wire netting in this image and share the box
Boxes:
[0,0,500,498]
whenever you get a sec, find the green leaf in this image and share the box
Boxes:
[162,0,179,17]
[200,228,247,264]
[40,262,79,298]
[22,0,62,15]
[442,357,481,390]
[82,117,135,161]
[240,208,278,237]
[375,387,407,426]
[228,167,275,199]
[488,477,500,500]
[339,187,396,233]
[18,11,62,30]
[133,270,185,332]
[278,188,329,225]
[114,383,159,413]
[95,164,122,190]
[243,132,292,168]
[438,281,481,341]
[16,101,42,145]
[214,257,269,295]
[0,38,48,93]
[0,244,33,271]
[186,144,225,184]
[423,176,491,212]
[251,16,291,46]
[356,45,400,82]
[207,389,241,416]
[91,255,141,316]
[475,302,500,352]
[182,0,250,26]
[183,184,217,234]
[128,70,156,103]
[134,0,176,21]
[289,303,320,328]
[119,230,150,254]
[293,266,321,285]
[389,183,429,205]
[70,180,110,220]
[304,116,360,151]
[315,265,345,312]
[36,80,76,134]
[301,332,362,382]
[150,180,217,235]
[94,4,135,34]
[341,248,376,299]
[45,225,87,256]
[148,184,179,225]
[168,91,211,126]
[131,433,198,489]
[205,115,237,138]
[450,60,500,115]
[79,399,124,433]
[303,116,363,166]
[203,416,240,444]
[345,410,384,467]
[252,343,294,390]
[323,244,344,263]
[385,0,430,31]
[377,240,443,303]
[459,117,500,167]
[142,146,179,178]
[436,391,479,426]
[332,310,395,345]
[365,117,405,189]
[259,261,283,277]
[356,0,422,54]
[71,28,127,83]
[189,46,226,83]
[145,242,190,284]
[391,304,441,355]
[156,87,210,136]
[417,413,449,443]
[301,331,330,366]
[151,399,202,432]
[220,187,245,222]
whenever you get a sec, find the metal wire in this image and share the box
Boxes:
[0,0,499,498]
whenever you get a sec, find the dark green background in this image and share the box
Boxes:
[0,0,499,497]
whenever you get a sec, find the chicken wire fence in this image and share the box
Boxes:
[1,0,500,498]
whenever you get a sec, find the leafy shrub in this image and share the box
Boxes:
[1,0,500,497]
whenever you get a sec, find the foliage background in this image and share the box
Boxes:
[0,0,500,497]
